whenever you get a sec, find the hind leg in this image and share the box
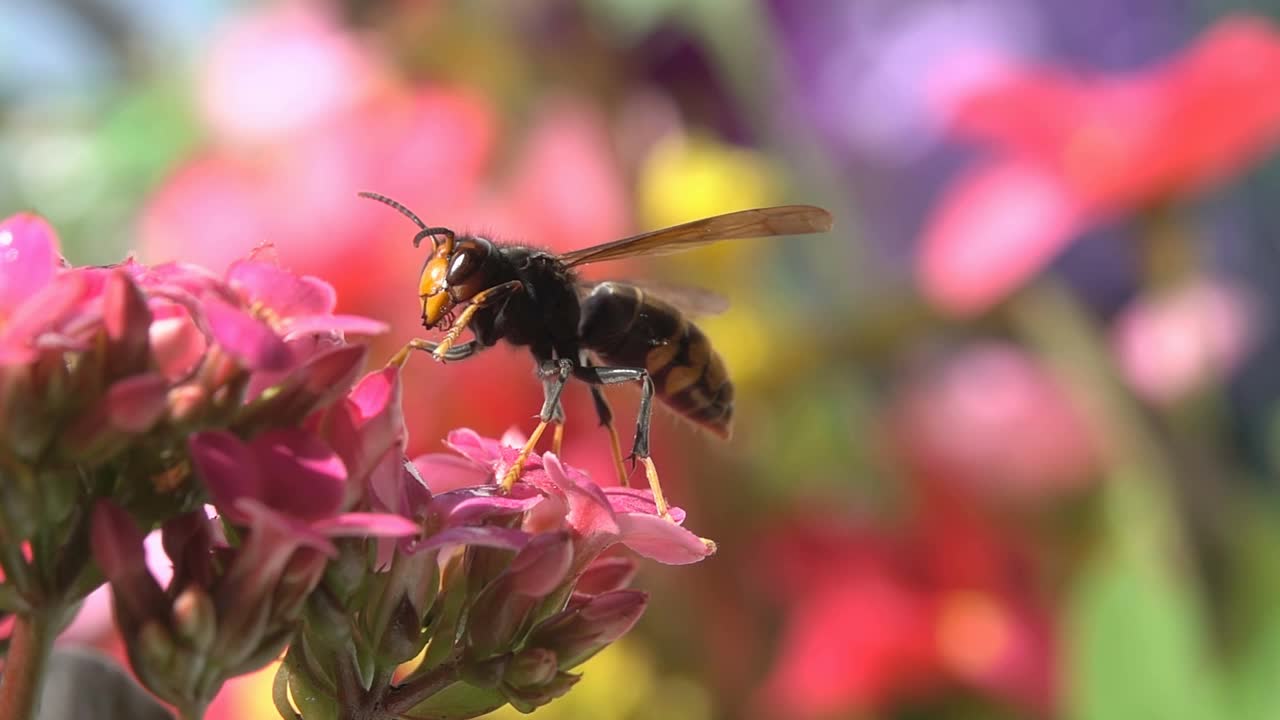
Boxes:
[500,358,573,491]
[573,365,673,518]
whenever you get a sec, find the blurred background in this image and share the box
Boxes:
[7,0,1280,718]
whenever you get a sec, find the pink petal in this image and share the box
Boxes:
[227,260,336,317]
[604,487,687,525]
[281,313,388,339]
[445,428,505,465]
[105,373,169,432]
[919,162,1085,316]
[614,513,713,565]
[0,213,59,316]
[509,531,574,596]
[348,366,399,421]
[408,525,530,554]
[250,429,347,521]
[0,273,90,364]
[314,511,420,537]
[234,498,336,556]
[204,296,291,370]
[149,307,207,381]
[189,431,265,524]
[412,453,492,492]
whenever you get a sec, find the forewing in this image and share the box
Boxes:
[560,205,833,267]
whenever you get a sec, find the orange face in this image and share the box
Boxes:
[418,243,455,328]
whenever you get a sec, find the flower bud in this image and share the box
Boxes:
[574,555,637,595]
[526,590,648,670]
[503,648,558,688]
[502,671,580,714]
[102,270,153,378]
[172,586,217,655]
[466,532,573,659]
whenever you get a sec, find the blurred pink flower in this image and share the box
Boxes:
[890,342,1101,502]
[921,15,1280,314]
[200,2,380,146]
[1111,279,1259,404]
[140,3,630,463]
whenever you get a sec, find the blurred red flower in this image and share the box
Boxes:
[757,507,1055,719]
[920,15,1280,314]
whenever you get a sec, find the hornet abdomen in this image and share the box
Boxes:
[579,282,733,438]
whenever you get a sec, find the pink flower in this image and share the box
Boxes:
[413,429,713,567]
[188,428,418,554]
[1111,278,1259,404]
[920,16,1280,314]
[890,343,1101,503]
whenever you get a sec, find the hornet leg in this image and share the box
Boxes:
[389,339,482,368]
[581,356,630,487]
[540,365,568,454]
[501,359,573,491]
[432,280,524,360]
[574,365,672,518]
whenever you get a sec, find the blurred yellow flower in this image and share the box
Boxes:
[638,132,779,270]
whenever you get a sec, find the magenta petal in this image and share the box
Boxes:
[105,373,169,432]
[918,162,1085,316]
[314,512,420,537]
[250,428,347,521]
[413,453,492,492]
[409,525,530,554]
[90,501,169,621]
[444,427,513,465]
[437,492,544,525]
[189,430,263,523]
[349,367,399,421]
[149,307,207,381]
[0,273,89,364]
[282,313,389,339]
[614,513,713,565]
[235,498,335,556]
[227,260,336,316]
[204,296,291,370]
[604,488,687,525]
[103,270,151,346]
[0,213,59,316]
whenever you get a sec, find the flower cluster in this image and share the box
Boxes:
[0,212,711,720]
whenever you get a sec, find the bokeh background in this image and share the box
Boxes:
[7,1,1280,718]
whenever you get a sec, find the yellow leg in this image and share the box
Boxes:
[389,338,434,368]
[552,422,565,455]
[432,303,480,361]
[501,420,549,491]
[606,424,629,487]
[432,280,523,361]
[638,456,671,520]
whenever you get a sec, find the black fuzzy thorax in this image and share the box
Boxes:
[467,244,584,364]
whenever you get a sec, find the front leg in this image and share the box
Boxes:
[432,280,524,361]
[388,339,483,368]
[500,358,574,491]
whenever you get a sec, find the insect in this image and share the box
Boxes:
[361,191,833,516]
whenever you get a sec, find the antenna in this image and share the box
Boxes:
[358,191,455,249]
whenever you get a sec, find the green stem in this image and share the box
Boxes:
[0,611,55,720]
[1008,281,1194,570]
[381,660,461,716]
